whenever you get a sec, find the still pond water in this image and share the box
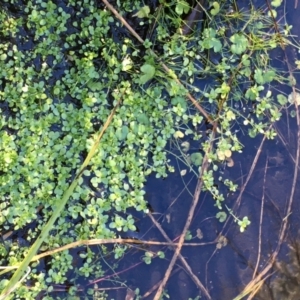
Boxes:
[2,0,300,299]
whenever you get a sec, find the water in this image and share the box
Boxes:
[107,1,300,299]
[1,0,300,299]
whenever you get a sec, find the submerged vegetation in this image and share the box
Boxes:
[0,0,298,298]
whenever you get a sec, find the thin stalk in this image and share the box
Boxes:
[153,126,216,300]
[0,97,122,299]
[101,0,213,124]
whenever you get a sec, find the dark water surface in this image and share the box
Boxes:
[1,0,300,299]
[107,1,300,299]
[45,0,300,299]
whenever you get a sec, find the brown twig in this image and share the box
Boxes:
[153,125,216,300]
[101,0,213,123]
[148,213,214,297]
[0,238,208,277]
[233,1,300,298]
[220,134,266,237]
[99,2,212,298]
[141,268,180,299]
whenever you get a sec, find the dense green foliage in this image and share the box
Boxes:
[0,0,296,298]
[0,1,177,297]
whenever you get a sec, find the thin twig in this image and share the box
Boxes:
[233,0,300,297]
[148,213,213,297]
[142,268,180,299]
[220,134,266,238]
[253,158,268,279]
[153,126,216,300]
[0,238,207,276]
[101,0,213,123]
[153,173,209,299]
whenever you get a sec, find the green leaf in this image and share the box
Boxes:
[174,131,184,138]
[230,34,249,54]
[31,9,38,19]
[87,81,103,92]
[175,1,190,15]
[200,28,222,52]
[144,257,151,264]
[185,230,192,240]
[54,87,60,95]
[137,113,150,125]
[181,141,190,152]
[0,54,7,60]
[271,0,282,7]
[245,85,264,100]
[133,6,150,18]
[139,64,155,84]
[241,54,250,66]
[263,69,276,83]
[216,212,227,222]
[268,9,277,18]
[254,69,264,84]
[190,152,203,166]
[277,94,288,105]
[171,96,187,110]
[238,216,251,232]
[290,110,296,117]
[143,251,153,264]
[210,2,220,16]
[121,55,133,71]
[289,75,296,86]
[116,126,129,141]
[211,38,222,52]
[158,251,165,259]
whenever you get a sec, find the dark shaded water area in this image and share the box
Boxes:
[1,0,300,299]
